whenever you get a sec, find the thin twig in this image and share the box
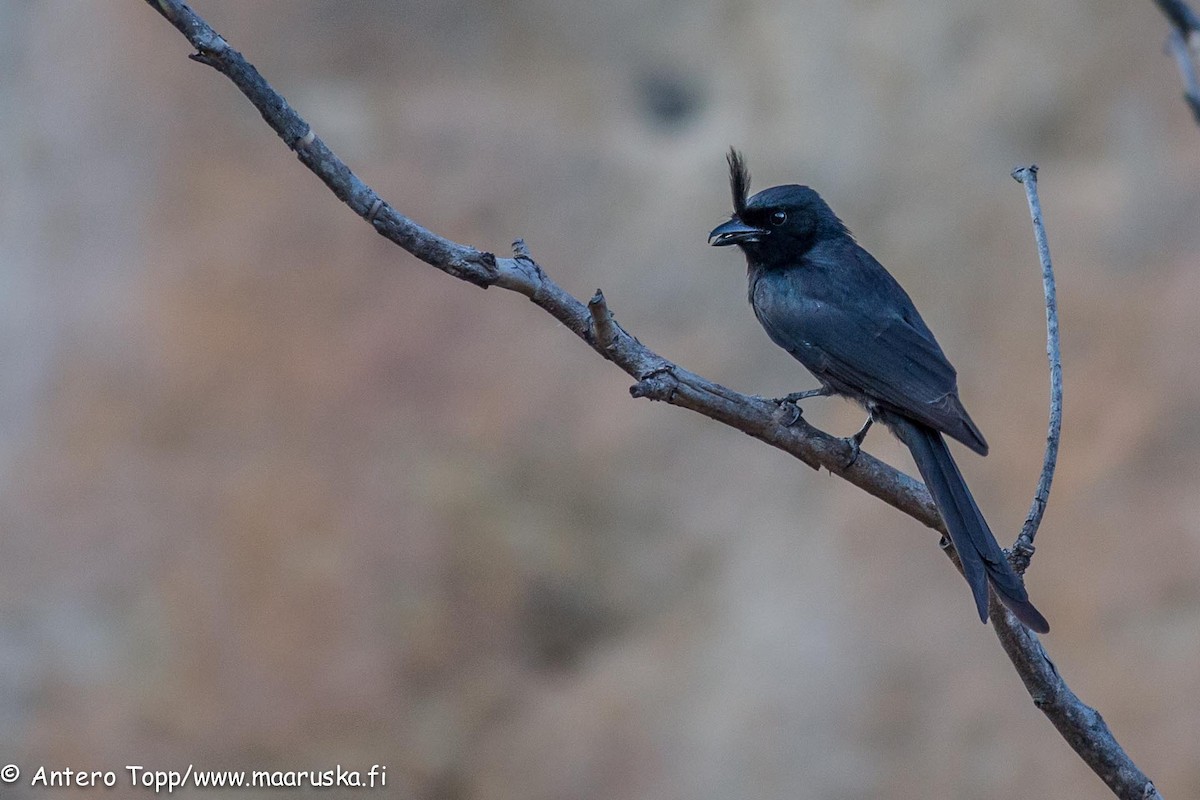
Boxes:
[1011,166,1062,560]
[982,167,1159,800]
[1153,0,1200,124]
[142,3,1161,797]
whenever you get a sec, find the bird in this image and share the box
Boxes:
[709,149,1049,633]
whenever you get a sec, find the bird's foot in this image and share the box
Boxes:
[753,395,804,427]
[840,435,862,469]
[839,417,874,469]
[777,402,802,427]
[767,387,831,427]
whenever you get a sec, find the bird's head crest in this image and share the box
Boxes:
[727,147,750,217]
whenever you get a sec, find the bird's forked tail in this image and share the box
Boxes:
[887,413,1050,634]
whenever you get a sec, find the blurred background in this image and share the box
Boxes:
[2,1,1199,797]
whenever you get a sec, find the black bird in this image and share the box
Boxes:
[709,150,1048,633]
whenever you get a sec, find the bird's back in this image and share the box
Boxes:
[750,236,988,455]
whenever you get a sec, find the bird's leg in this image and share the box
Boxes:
[774,386,833,405]
[841,415,874,469]
[768,386,832,428]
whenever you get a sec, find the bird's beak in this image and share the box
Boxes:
[708,217,766,246]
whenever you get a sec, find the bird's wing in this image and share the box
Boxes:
[753,264,988,455]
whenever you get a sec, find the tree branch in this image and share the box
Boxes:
[141,2,1162,797]
[1010,166,1062,565]
[1153,0,1200,124]
[991,167,1161,800]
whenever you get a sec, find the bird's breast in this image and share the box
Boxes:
[750,272,833,370]
[750,272,823,331]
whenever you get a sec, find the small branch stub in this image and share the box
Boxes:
[512,238,533,261]
[588,290,619,354]
[630,366,677,402]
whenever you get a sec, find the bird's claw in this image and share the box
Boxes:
[839,415,874,468]
[778,402,802,427]
[840,434,863,469]
[839,416,876,469]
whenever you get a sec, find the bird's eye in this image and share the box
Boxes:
[771,210,787,226]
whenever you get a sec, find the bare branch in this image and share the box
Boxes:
[982,169,1159,800]
[1153,0,1200,124]
[142,2,1162,797]
[1010,166,1063,561]
[988,591,1163,800]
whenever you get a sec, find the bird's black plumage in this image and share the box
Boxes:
[710,149,1048,633]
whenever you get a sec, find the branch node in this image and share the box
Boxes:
[447,251,498,289]
[630,365,677,402]
[1008,537,1036,575]
[296,127,316,149]
[187,51,218,67]
[475,251,499,284]
[365,198,385,224]
[185,32,229,67]
[489,240,547,298]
